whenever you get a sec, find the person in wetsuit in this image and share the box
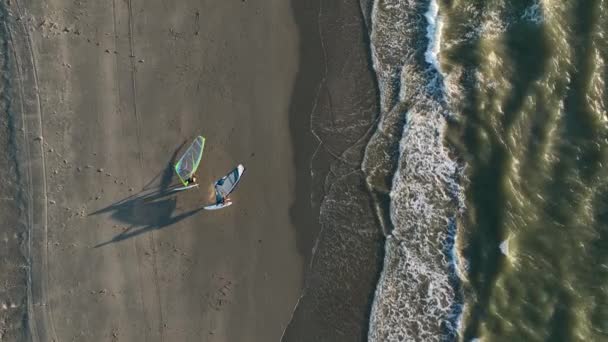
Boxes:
[185,175,197,186]
[215,178,228,205]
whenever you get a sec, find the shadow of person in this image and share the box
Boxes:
[113,139,188,206]
[151,139,188,192]
[90,139,185,217]
[90,139,203,247]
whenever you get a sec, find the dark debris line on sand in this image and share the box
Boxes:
[0,3,32,340]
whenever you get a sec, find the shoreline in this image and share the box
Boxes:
[283,0,385,341]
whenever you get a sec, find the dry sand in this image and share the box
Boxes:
[1,0,312,340]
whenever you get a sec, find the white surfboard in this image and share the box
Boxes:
[203,201,233,210]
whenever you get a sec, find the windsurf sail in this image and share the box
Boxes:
[175,136,205,186]
[213,164,245,204]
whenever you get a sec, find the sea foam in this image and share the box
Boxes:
[366,0,465,340]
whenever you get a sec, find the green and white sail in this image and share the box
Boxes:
[175,136,205,186]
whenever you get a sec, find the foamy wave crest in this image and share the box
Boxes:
[366,0,465,340]
[424,0,442,73]
[521,1,543,24]
[368,100,463,341]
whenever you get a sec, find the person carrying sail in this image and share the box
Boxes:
[185,175,197,186]
[204,164,245,210]
[215,178,225,204]
[174,135,205,190]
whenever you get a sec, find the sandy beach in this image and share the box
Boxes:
[5,0,605,341]
[1,0,314,340]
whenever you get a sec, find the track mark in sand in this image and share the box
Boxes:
[8,1,59,341]
[125,0,166,340]
[110,1,150,340]
[205,277,233,311]
[194,10,200,36]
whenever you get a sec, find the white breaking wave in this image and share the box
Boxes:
[369,104,463,341]
[424,0,442,73]
[499,239,509,256]
[367,0,465,341]
[521,1,543,24]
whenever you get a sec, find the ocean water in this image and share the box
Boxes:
[364,0,464,340]
[363,0,608,341]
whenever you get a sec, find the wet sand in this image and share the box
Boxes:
[1,0,311,340]
[283,0,385,341]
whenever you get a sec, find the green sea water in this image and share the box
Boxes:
[441,0,608,340]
